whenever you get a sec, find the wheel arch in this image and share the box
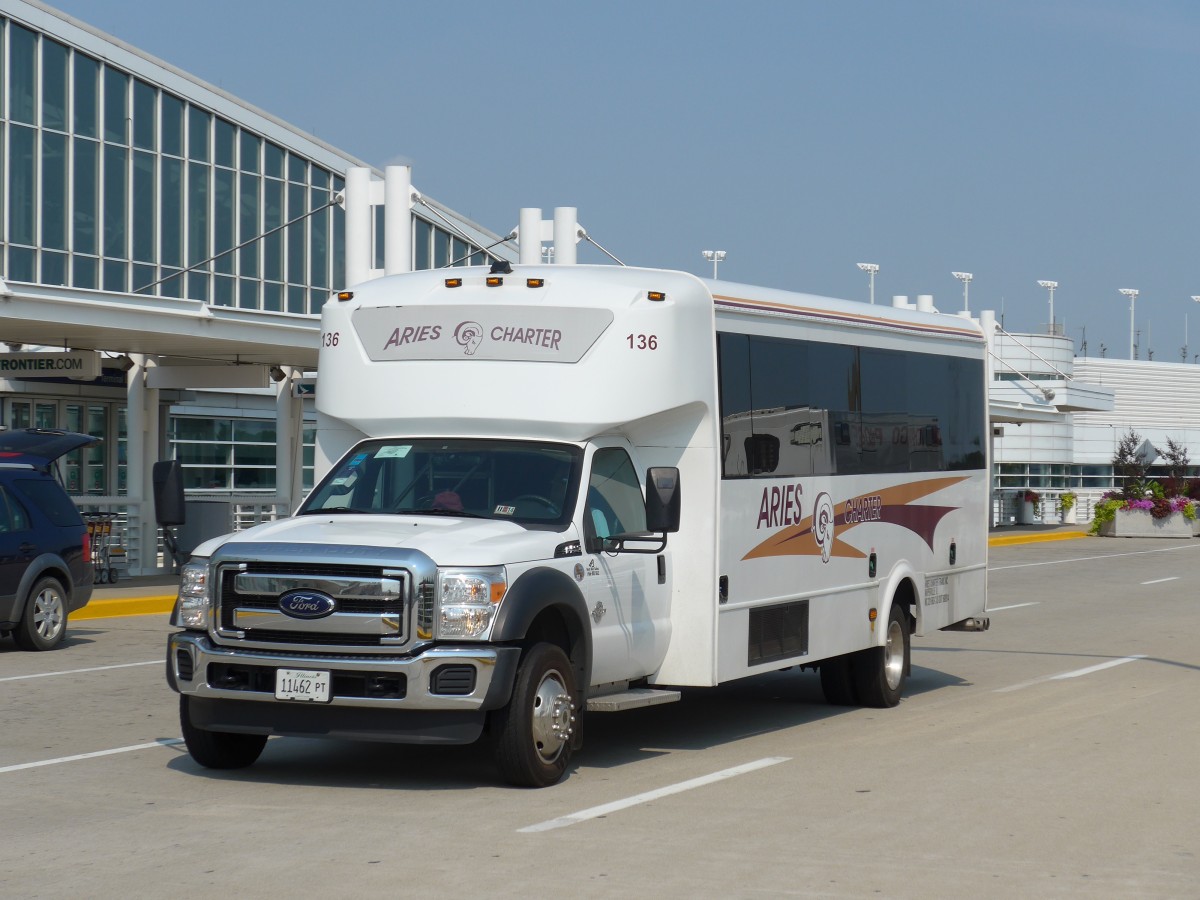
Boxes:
[491,566,592,694]
[16,558,74,607]
[875,562,919,646]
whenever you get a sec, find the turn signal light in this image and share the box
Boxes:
[648,291,666,301]
[337,291,354,302]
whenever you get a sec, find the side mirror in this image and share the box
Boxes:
[645,467,681,533]
[152,459,186,526]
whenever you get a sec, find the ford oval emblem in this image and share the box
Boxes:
[278,589,336,619]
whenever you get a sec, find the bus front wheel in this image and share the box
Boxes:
[492,642,577,788]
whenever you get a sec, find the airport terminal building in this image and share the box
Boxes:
[0,1,507,573]
[989,326,1200,523]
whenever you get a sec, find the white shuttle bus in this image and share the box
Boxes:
[168,262,990,787]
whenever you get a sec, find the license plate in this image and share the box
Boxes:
[275,668,331,703]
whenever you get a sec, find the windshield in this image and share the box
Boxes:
[300,438,583,527]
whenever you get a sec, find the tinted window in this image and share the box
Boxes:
[74,55,100,137]
[586,448,647,538]
[133,80,157,150]
[0,485,32,532]
[718,332,985,477]
[104,68,128,143]
[13,479,82,526]
[161,94,184,156]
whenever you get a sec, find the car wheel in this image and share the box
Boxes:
[14,576,69,651]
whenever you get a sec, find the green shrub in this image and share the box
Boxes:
[1089,498,1123,535]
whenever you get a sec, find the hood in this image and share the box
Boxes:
[194,512,567,567]
[0,429,100,467]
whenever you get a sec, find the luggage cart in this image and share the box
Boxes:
[85,514,123,584]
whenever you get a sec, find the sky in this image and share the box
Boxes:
[45,0,1200,362]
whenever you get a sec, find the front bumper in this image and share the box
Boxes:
[167,631,520,713]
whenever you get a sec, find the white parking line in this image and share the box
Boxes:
[988,602,1039,612]
[1141,577,1179,585]
[0,660,160,683]
[0,738,184,774]
[995,655,1147,693]
[990,544,1199,572]
[518,757,791,833]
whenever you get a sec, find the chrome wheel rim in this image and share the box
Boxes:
[530,667,573,764]
[884,617,904,690]
[33,586,66,642]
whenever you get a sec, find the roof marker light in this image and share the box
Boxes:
[526,278,545,288]
[337,291,354,302]
[648,291,667,302]
[486,276,503,287]
[445,278,463,288]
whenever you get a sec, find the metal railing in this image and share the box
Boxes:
[992,490,1103,527]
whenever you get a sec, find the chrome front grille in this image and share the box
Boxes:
[217,562,409,647]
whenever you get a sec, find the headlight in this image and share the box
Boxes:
[436,567,506,639]
[172,560,211,630]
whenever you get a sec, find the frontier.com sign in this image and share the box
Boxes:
[0,351,100,380]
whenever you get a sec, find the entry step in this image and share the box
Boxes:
[586,688,681,712]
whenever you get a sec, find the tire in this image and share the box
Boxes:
[492,642,577,788]
[14,576,69,651]
[852,603,910,708]
[819,654,859,706]
[179,696,268,769]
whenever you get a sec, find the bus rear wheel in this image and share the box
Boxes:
[819,655,858,705]
[852,603,909,708]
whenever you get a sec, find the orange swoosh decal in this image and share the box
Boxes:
[742,476,971,561]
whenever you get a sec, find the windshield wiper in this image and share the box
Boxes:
[298,506,375,515]
[394,507,489,519]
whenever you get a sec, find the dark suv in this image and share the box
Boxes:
[0,429,97,651]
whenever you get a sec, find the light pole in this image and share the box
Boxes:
[1118,288,1138,360]
[857,262,879,304]
[1037,280,1058,334]
[952,271,973,313]
[702,250,726,279]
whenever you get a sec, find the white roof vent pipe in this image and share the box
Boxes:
[892,295,913,310]
[917,294,935,313]
[979,309,997,336]
[344,167,373,287]
[518,208,542,265]
[383,165,413,275]
[553,207,578,265]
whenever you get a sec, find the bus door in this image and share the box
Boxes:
[579,444,671,685]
